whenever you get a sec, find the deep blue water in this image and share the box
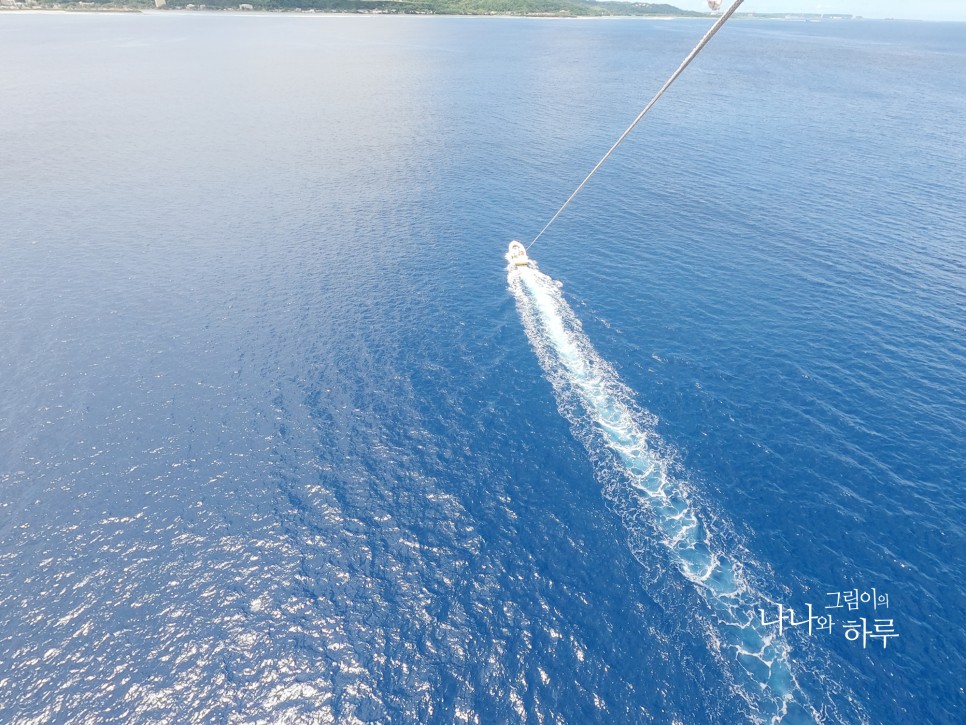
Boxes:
[1,13,964,724]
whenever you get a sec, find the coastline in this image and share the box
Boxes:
[1,7,870,21]
[1,0,711,18]
[0,6,708,18]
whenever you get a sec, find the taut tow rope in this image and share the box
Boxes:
[527,0,745,251]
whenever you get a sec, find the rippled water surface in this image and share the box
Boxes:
[1,13,964,724]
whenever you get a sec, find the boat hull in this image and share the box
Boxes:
[507,240,531,267]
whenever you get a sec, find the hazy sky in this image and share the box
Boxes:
[673,1,966,21]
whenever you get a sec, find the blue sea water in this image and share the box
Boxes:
[1,12,964,724]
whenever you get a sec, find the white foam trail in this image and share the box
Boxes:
[508,260,822,724]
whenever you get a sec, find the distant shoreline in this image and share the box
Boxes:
[0,8,699,17]
[1,7,869,21]
[0,0,703,18]
[0,0,870,21]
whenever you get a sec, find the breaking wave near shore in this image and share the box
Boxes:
[507,259,865,724]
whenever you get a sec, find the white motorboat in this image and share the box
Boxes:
[507,240,531,267]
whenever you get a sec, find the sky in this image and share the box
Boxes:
[672,1,966,21]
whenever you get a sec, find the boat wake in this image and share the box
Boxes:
[507,258,858,724]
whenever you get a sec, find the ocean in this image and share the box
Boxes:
[1,12,963,724]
